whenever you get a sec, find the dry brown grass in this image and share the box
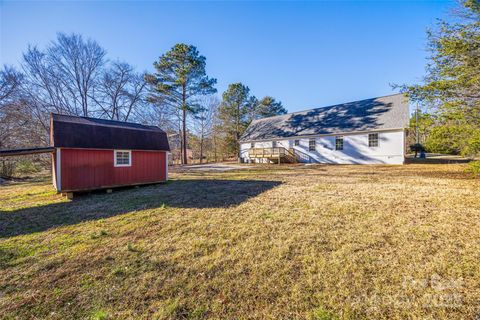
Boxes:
[0,164,479,319]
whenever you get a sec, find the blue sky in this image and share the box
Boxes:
[1,0,454,113]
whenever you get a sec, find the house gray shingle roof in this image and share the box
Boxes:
[240,94,409,142]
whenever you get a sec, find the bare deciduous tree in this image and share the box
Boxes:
[0,67,47,149]
[17,33,152,135]
[49,33,106,116]
[192,95,219,163]
[21,33,106,123]
[95,61,148,121]
[0,66,23,105]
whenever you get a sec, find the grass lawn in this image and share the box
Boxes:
[0,164,479,319]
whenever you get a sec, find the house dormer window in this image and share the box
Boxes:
[114,150,131,167]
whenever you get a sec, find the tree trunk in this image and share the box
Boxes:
[182,85,187,165]
[213,134,218,162]
[182,108,187,165]
[235,104,240,160]
[200,134,204,164]
[179,129,183,164]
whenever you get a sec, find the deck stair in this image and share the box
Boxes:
[248,147,298,164]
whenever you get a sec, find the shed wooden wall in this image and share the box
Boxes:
[58,149,167,191]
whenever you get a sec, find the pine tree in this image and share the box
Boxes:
[146,44,216,164]
[255,96,287,119]
[218,83,251,157]
[218,83,288,158]
[400,0,480,157]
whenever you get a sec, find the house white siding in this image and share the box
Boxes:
[240,129,405,165]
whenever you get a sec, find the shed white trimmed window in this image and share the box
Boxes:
[114,150,131,167]
[335,136,344,150]
[309,139,316,151]
[368,133,379,147]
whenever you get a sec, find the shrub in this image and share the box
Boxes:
[0,159,44,178]
[425,125,480,157]
[15,159,41,175]
[425,125,467,155]
[462,129,480,158]
[0,160,16,178]
[467,161,480,178]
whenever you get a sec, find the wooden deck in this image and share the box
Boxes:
[248,147,297,163]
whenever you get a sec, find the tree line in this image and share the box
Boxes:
[3,0,477,171]
[0,34,287,166]
[399,0,480,165]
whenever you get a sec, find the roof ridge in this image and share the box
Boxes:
[51,113,163,131]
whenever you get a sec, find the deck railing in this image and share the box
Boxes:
[248,147,287,157]
[248,147,298,163]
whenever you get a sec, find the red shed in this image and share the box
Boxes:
[0,114,170,194]
[50,114,170,192]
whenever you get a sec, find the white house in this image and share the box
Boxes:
[239,94,409,165]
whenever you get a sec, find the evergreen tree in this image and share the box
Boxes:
[408,110,435,148]
[218,83,251,157]
[145,44,217,164]
[218,83,288,158]
[400,0,480,157]
[255,96,287,119]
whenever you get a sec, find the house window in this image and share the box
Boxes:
[114,150,131,167]
[309,139,316,151]
[368,133,379,147]
[251,142,255,148]
[294,140,300,146]
[272,141,277,148]
[335,136,344,150]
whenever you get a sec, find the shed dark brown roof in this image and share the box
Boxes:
[51,114,170,151]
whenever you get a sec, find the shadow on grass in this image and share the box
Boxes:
[405,158,471,164]
[0,179,281,238]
